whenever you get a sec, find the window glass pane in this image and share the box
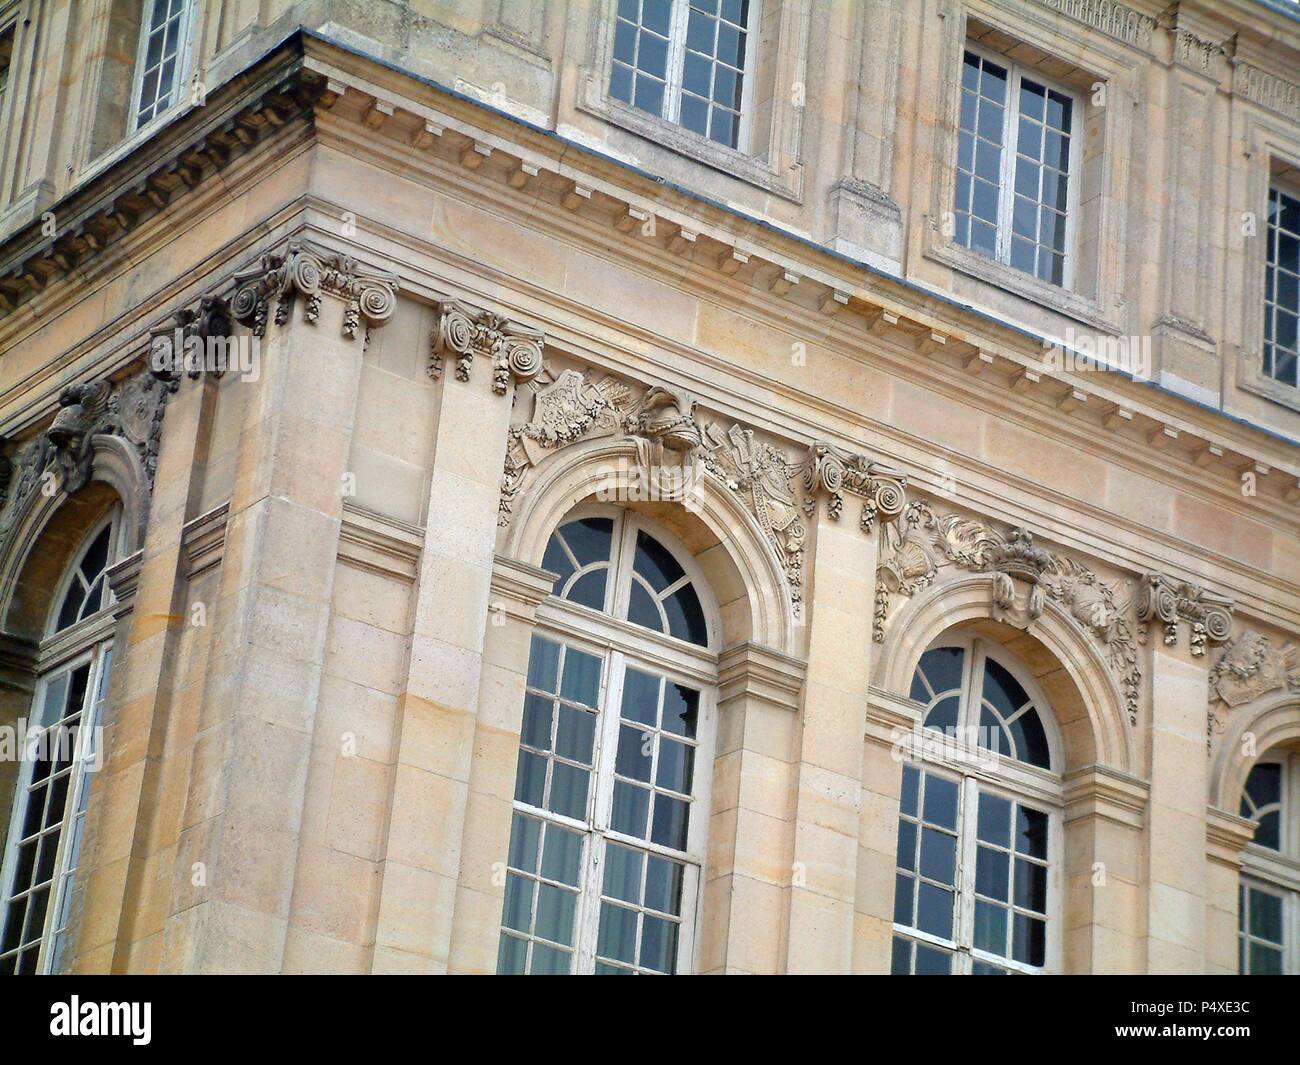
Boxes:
[922,773,958,831]
[627,579,665,633]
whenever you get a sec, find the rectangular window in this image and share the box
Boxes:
[0,26,13,120]
[1265,184,1300,390]
[132,0,193,131]
[498,634,707,974]
[891,765,1051,975]
[609,0,754,150]
[953,48,1078,287]
[0,646,111,975]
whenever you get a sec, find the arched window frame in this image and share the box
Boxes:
[0,511,121,975]
[499,504,721,975]
[892,634,1065,975]
[1239,750,1300,975]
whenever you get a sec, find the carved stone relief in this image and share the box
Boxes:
[0,368,175,556]
[876,500,1141,724]
[1206,631,1300,745]
[497,363,907,614]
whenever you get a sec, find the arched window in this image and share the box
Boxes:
[1238,751,1300,974]
[497,508,717,974]
[892,635,1061,975]
[0,515,119,974]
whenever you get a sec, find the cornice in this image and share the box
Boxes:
[182,502,230,578]
[298,42,1300,514]
[339,503,423,583]
[294,177,1300,631]
[1062,764,1151,829]
[0,39,323,319]
[1206,805,1257,865]
[717,641,807,713]
[489,554,559,621]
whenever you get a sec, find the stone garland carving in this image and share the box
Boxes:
[0,368,175,553]
[876,500,1141,723]
[428,300,545,394]
[497,364,906,612]
[1135,573,1233,657]
[229,239,398,345]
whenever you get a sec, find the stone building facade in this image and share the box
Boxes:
[0,0,1297,975]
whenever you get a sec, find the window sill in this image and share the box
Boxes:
[575,73,803,202]
[74,101,197,191]
[923,223,1123,335]
[1238,356,1300,415]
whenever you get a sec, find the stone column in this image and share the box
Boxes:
[854,687,913,973]
[158,245,394,973]
[370,302,537,974]
[1061,766,1148,974]
[698,642,805,974]
[69,371,218,973]
[445,555,555,973]
[1143,642,1213,972]
[1204,808,1255,975]
[782,502,880,973]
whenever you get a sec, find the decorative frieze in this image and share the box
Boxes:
[1233,62,1300,124]
[876,501,1141,723]
[229,239,398,345]
[1135,572,1233,656]
[429,300,545,393]
[498,363,906,612]
[0,367,174,556]
[1034,0,1156,49]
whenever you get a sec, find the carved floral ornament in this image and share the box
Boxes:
[0,369,174,557]
[494,363,907,613]
[875,501,1144,724]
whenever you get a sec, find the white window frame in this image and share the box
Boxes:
[502,505,720,974]
[1239,753,1300,975]
[607,0,761,154]
[955,42,1084,292]
[1263,177,1300,392]
[0,514,120,975]
[129,0,198,136]
[893,635,1064,975]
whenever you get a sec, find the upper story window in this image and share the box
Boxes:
[0,518,118,974]
[953,48,1078,288]
[132,0,195,131]
[1264,184,1299,390]
[1238,752,1300,974]
[497,510,716,974]
[609,0,755,150]
[892,637,1059,975]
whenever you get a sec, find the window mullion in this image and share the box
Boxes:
[956,776,979,954]
[664,0,690,123]
[998,68,1021,267]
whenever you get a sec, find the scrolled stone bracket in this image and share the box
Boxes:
[1136,572,1234,656]
[429,299,545,394]
[228,239,398,347]
[800,441,907,534]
